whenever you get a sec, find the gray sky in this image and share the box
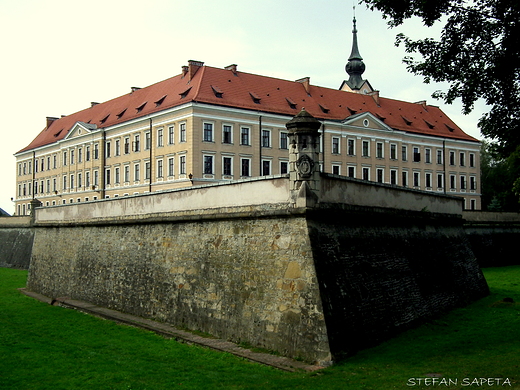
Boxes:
[0,0,487,214]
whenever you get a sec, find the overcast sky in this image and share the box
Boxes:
[0,0,487,215]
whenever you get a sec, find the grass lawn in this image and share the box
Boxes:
[1,266,519,389]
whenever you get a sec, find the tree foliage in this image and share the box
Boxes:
[361,0,520,157]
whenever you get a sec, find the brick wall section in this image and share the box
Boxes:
[27,208,332,364]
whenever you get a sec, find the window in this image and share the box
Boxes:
[347,166,355,178]
[53,178,57,192]
[115,139,121,156]
[241,127,250,145]
[106,141,111,158]
[390,169,398,185]
[390,144,397,160]
[124,137,130,154]
[402,171,408,187]
[179,156,186,175]
[145,132,151,150]
[450,174,456,190]
[362,167,370,181]
[425,172,432,188]
[347,139,355,155]
[157,160,163,178]
[94,144,99,160]
[402,145,408,161]
[262,130,271,148]
[53,155,57,169]
[168,126,175,145]
[77,174,82,189]
[377,168,384,183]
[280,161,288,174]
[470,176,476,190]
[124,165,130,183]
[203,123,213,142]
[425,148,431,163]
[449,151,455,165]
[332,165,340,175]
[134,163,140,181]
[85,172,90,188]
[470,199,476,210]
[134,135,140,152]
[460,152,465,166]
[362,140,369,157]
[437,173,444,189]
[280,132,288,149]
[204,155,213,174]
[241,158,250,177]
[166,158,174,177]
[222,125,232,144]
[223,157,232,176]
[157,129,163,147]
[145,162,151,180]
[460,175,467,190]
[180,123,186,142]
[262,160,271,176]
[437,149,443,164]
[70,150,75,165]
[78,149,82,163]
[413,147,421,162]
[86,147,90,162]
[70,174,75,189]
[376,142,384,159]
[115,167,120,184]
[469,153,475,167]
[332,137,340,154]
[413,172,420,187]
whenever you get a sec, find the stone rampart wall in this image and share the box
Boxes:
[463,211,520,267]
[0,217,33,269]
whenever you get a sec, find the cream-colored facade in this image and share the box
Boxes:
[15,96,481,215]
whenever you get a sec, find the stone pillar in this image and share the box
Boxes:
[29,198,42,224]
[285,108,322,208]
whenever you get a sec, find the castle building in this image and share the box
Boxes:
[14,20,481,215]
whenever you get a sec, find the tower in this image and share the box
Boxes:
[340,10,374,94]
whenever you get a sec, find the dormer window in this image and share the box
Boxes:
[100,114,110,124]
[154,95,167,107]
[136,102,147,113]
[401,115,413,126]
[285,97,297,109]
[211,86,224,98]
[346,106,357,115]
[180,87,192,99]
[424,119,435,129]
[116,109,127,119]
[249,92,261,104]
[445,123,455,132]
[319,103,330,114]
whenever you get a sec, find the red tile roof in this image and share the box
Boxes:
[16,64,478,154]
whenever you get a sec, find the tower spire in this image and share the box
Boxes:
[344,7,367,91]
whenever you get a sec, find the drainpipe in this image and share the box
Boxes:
[149,118,153,193]
[259,115,262,176]
[100,129,106,199]
[32,151,36,200]
[443,139,447,195]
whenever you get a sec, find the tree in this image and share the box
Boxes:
[361,0,520,158]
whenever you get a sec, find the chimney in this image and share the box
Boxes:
[46,117,59,128]
[368,90,380,106]
[188,60,204,80]
[225,64,238,74]
[91,102,99,107]
[415,100,428,111]
[296,77,311,95]
[131,87,141,93]
[181,65,189,78]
